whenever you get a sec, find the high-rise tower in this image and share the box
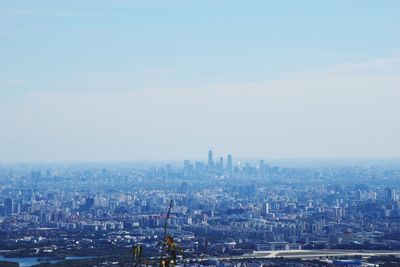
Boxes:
[4,198,13,216]
[227,154,233,173]
[208,150,213,170]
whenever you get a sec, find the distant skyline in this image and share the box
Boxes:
[1,0,400,162]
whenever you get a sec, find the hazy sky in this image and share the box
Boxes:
[1,0,400,162]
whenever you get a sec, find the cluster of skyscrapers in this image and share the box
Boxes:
[184,150,234,174]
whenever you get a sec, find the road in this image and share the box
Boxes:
[233,249,400,260]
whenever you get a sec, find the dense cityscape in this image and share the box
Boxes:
[2,0,400,266]
[1,151,400,266]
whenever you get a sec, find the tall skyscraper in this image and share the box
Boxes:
[261,202,269,216]
[227,154,233,173]
[384,188,396,201]
[4,198,13,216]
[208,150,213,169]
[219,157,224,171]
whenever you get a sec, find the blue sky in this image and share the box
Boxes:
[1,0,400,162]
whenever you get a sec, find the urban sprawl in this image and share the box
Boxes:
[1,151,400,266]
